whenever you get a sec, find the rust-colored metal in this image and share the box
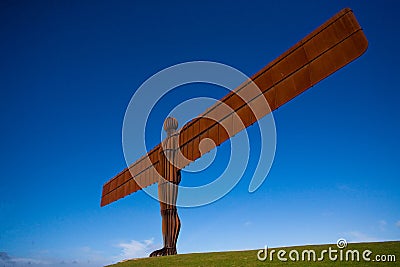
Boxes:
[101,8,368,210]
[177,7,368,169]
[100,145,161,206]
[149,117,181,256]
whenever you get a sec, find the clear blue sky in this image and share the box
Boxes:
[1,1,399,266]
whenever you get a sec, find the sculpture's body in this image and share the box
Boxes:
[100,8,368,257]
[150,117,181,256]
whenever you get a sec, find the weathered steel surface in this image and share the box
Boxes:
[100,8,368,207]
[178,8,368,165]
[149,117,181,256]
[100,145,161,206]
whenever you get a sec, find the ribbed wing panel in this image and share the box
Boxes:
[177,8,368,167]
[100,145,161,206]
[101,8,368,206]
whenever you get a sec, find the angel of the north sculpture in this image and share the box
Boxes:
[100,8,368,257]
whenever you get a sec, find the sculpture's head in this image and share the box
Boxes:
[163,116,178,136]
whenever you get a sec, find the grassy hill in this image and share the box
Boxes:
[107,241,399,267]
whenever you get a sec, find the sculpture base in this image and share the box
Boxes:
[149,247,177,257]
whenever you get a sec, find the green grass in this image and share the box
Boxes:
[107,241,399,267]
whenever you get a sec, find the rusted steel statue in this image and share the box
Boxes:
[149,117,181,256]
[100,8,368,257]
